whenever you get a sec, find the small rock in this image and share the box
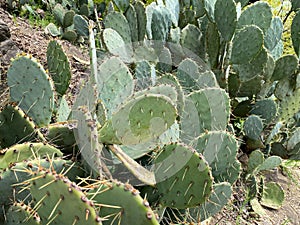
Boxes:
[0,39,20,64]
[0,21,11,42]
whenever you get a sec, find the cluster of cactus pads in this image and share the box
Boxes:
[1,0,300,224]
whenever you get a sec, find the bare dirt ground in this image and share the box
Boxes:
[0,6,299,225]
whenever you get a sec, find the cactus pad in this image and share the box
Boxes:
[154,143,213,208]
[195,131,240,184]
[87,180,159,225]
[0,142,63,169]
[23,170,102,224]
[97,57,134,117]
[231,25,263,64]
[0,104,42,148]
[47,40,71,96]
[188,182,232,222]
[7,55,55,126]
[5,202,41,225]
[214,0,237,41]
[181,88,230,144]
[104,11,132,44]
[237,2,272,32]
[291,10,300,57]
[99,94,177,145]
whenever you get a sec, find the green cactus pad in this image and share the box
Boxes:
[270,40,284,60]
[103,28,133,62]
[134,84,178,105]
[271,55,298,81]
[180,24,202,56]
[151,6,171,42]
[243,115,263,141]
[74,106,105,177]
[97,57,134,117]
[181,88,230,144]
[5,202,41,225]
[134,1,147,41]
[23,170,102,224]
[287,128,300,152]
[47,40,71,96]
[62,30,78,42]
[156,47,172,73]
[135,60,155,90]
[118,122,180,162]
[162,1,177,27]
[0,158,83,218]
[72,79,98,118]
[247,150,265,175]
[188,182,232,222]
[195,131,240,184]
[291,11,300,57]
[206,22,220,69]
[63,10,75,28]
[125,4,138,43]
[96,100,107,127]
[176,58,218,93]
[279,89,300,122]
[265,17,284,52]
[0,142,63,169]
[154,143,213,208]
[113,0,129,12]
[157,73,184,116]
[74,14,89,37]
[258,156,282,171]
[0,104,42,148]
[7,55,55,126]
[104,11,132,44]
[56,95,71,122]
[203,0,217,22]
[233,47,268,82]
[237,2,272,33]
[291,0,300,11]
[41,122,77,154]
[214,0,237,41]
[250,99,277,125]
[231,25,263,64]
[247,150,282,175]
[99,94,177,145]
[45,23,61,36]
[274,79,294,100]
[53,3,65,27]
[260,182,284,210]
[87,180,159,225]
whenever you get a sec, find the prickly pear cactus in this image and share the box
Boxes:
[23,170,102,225]
[7,54,55,126]
[99,94,177,145]
[5,202,41,225]
[0,104,44,148]
[153,143,213,209]
[87,180,159,225]
[0,142,63,169]
[47,40,71,96]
